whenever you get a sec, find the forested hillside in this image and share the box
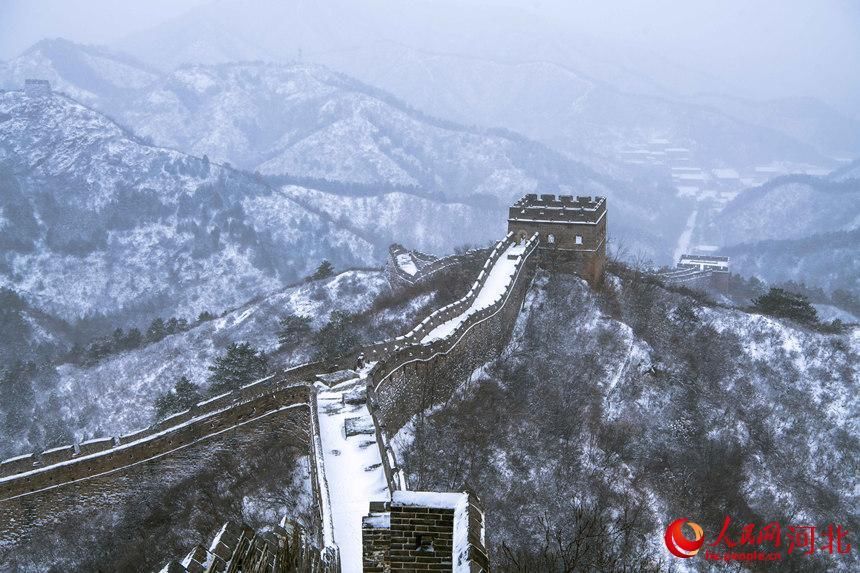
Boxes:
[398,269,859,571]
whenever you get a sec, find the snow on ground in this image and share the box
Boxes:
[316,373,389,572]
[38,271,387,448]
[421,242,525,343]
[814,303,859,324]
[395,253,418,276]
[672,209,697,264]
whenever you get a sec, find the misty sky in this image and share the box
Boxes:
[1,0,858,114]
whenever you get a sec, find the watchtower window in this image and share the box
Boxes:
[547,234,555,244]
[415,534,435,552]
[575,235,583,245]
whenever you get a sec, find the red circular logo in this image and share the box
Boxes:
[665,518,705,558]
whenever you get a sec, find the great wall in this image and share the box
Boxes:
[0,194,607,572]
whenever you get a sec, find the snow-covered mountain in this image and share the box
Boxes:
[109,0,851,170]
[122,61,625,192]
[0,43,630,193]
[0,38,159,114]
[722,228,859,295]
[691,94,860,160]
[0,269,388,459]
[0,40,692,263]
[714,174,860,244]
[0,89,377,322]
[703,170,860,294]
[400,270,859,569]
[318,47,833,171]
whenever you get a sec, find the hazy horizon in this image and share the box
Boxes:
[1,0,858,117]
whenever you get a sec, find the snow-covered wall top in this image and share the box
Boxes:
[0,361,326,491]
[367,232,540,492]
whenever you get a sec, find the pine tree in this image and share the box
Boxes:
[147,317,166,342]
[165,317,180,335]
[198,310,215,322]
[277,314,312,348]
[173,376,199,404]
[313,311,360,361]
[154,376,201,420]
[207,342,269,395]
[311,259,335,281]
[752,288,818,324]
[112,327,125,348]
[124,327,143,349]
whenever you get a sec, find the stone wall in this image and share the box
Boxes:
[385,243,488,291]
[0,361,330,482]
[0,406,311,571]
[368,233,538,437]
[161,518,336,573]
[0,382,310,497]
[658,267,729,290]
[0,394,311,546]
[362,491,489,572]
[508,194,607,285]
[0,360,339,562]
[362,502,392,573]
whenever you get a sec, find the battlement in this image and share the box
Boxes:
[23,79,51,96]
[508,193,607,284]
[362,491,489,572]
[0,373,317,500]
[508,193,606,224]
[160,518,335,572]
[678,253,729,273]
[657,253,730,289]
[386,243,487,289]
[368,232,540,437]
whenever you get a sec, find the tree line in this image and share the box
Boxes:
[68,311,217,367]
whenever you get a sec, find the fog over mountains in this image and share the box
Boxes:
[0,39,695,318]
[0,2,858,571]
[108,0,860,166]
[0,0,857,319]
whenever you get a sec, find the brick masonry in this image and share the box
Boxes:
[508,193,607,285]
[0,402,310,550]
[362,492,489,572]
[369,233,539,436]
[0,194,608,571]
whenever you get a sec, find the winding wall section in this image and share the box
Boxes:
[0,232,540,570]
[368,232,540,491]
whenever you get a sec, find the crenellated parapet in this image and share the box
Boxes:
[0,361,328,484]
[365,232,540,495]
[0,381,312,503]
[160,518,338,573]
[658,253,730,290]
[385,243,487,290]
[508,193,607,284]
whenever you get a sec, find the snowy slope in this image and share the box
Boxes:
[714,174,860,244]
[112,0,846,168]
[0,90,377,321]
[19,271,387,454]
[0,38,159,113]
[397,271,859,569]
[0,41,691,262]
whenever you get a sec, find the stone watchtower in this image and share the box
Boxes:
[24,79,51,96]
[362,491,489,572]
[507,193,607,284]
